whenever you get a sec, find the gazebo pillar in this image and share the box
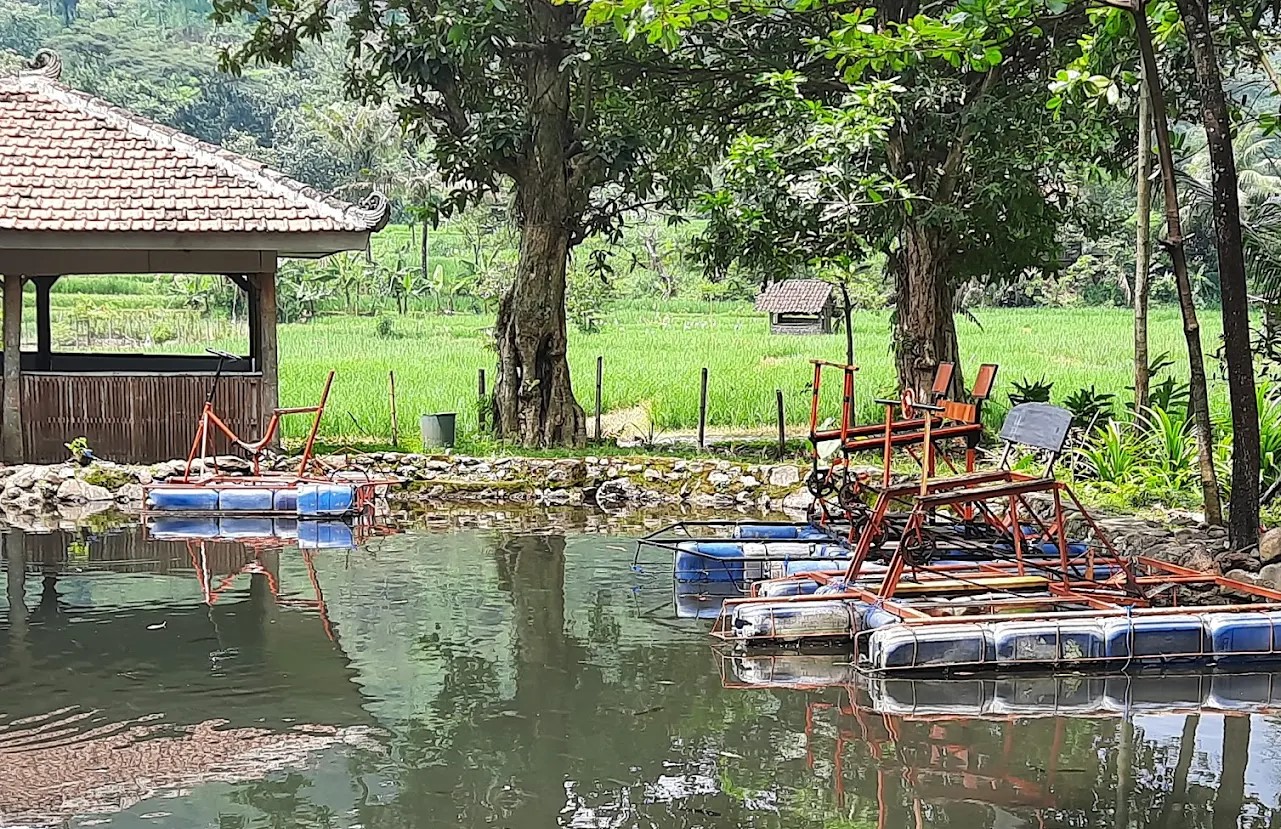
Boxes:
[252,271,279,440]
[2,274,23,464]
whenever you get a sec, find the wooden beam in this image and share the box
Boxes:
[0,230,367,256]
[2,275,24,463]
[254,272,279,442]
[32,277,55,371]
[226,273,252,293]
[247,275,262,370]
[0,249,279,277]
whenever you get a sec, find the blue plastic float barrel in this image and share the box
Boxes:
[217,488,275,512]
[146,487,220,511]
[298,520,356,549]
[733,524,829,541]
[297,483,357,517]
[148,516,221,538]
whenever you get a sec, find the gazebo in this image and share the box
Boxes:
[754,279,838,335]
[0,50,388,464]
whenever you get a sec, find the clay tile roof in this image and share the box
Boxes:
[0,51,389,237]
[755,279,835,314]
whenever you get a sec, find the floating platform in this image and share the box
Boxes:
[144,478,392,518]
[147,516,359,549]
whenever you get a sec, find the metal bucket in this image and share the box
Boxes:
[420,412,457,448]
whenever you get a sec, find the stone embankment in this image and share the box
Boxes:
[3,452,1280,584]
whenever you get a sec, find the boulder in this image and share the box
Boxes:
[1259,562,1281,588]
[707,471,732,488]
[740,475,760,490]
[768,465,801,488]
[116,483,145,505]
[57,477,114,504]
[782,490,815,512]
[1261,528,1281,565]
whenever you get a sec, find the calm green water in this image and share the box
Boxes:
[0,522,1276,828]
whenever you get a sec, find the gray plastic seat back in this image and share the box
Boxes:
[998,403,1074,455]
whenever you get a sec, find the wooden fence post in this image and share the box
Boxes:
[698,367,709,450]
[388,371,398,447]
[477,369,487,433]
[776,389,786,460]
[595,356,603,441]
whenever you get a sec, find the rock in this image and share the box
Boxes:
[768,465,801,488]
[740,475,760,490]
[1261,529,1281,565]
[622,463,644,474]
[5,465,41,493]
[708,471,732,488]
[56,477,114,504]
[116,483,145,505]
[1260,562,1281,588]
[782,490,815,512]
[57,466,76,480]
[1226,568,1259,585]
[541,488,574,506]
[595,478,638,509]
[643,468,663,482]
[672,460,687,472]
[605,466,620,479]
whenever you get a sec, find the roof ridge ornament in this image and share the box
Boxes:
[347,191,391,232]
[24,49,62,80]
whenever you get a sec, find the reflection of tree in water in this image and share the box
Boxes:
[227,773,339,829]
[350,533,782,829]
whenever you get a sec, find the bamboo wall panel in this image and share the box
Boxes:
[21,373,263,463]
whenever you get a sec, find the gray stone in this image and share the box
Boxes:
[56,477,114,504]
[643,468,663,482]
[116,483,145,505]
[768,465,801,488]
[542,488,574,506]
[740,475,760,490]
[782,490,815,512]
[1225,568,1259,586]
[1261,528,1281,565]
[1260,562,1281,587]
[708,471,732,488]
[622,463,644,474]
[605,466,620,479]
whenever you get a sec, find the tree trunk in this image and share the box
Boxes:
[1179,0,1261,548]
[891,221,962,398]
[1134,77,1154,412]
[1134,7,1224,525]
[1212,714,1250,829]
[492,1,586,447]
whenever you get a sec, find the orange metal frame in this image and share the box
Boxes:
[181,370,335,482]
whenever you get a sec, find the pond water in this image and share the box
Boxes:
[0,520,1277,828]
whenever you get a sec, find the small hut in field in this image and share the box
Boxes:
[755,279,837,335]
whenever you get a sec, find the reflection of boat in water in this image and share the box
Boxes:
[721,652,1270,828]
[722,651,1281,716]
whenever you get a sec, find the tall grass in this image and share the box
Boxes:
[198,305,1226,447]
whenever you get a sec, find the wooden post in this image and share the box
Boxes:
[477,368,487,432]
[33,277,56,371]
[253,271,279,444]
[2,275,23,464]
[698,367,709,450]
[595,356,603,441]
[776,389,786,460]
[389,371,399,447]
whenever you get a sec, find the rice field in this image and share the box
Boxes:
[207,304,1227,450]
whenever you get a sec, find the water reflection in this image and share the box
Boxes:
[0,522,1279,828]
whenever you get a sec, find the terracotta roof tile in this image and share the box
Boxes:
[0,61,389,236]
[755,279,837,314]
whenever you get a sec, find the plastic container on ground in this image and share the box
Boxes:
[420,412,457,449]
[297,483,357,517]
[217,487,275,512]
[146,487,220,512]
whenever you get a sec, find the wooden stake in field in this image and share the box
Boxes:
[698,367,709,450]
[595,355,603,441]
[389,370,399,447]
[775,389,786,460]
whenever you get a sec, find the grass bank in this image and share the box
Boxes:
[202,304,1224,450]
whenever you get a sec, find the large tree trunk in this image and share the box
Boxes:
[891,222,961,398]
[1179,0,1261,548]
[492,0,586,448]
[1134,78,1154,412]
[1135,7,1224,525]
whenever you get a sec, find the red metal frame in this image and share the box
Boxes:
[181,370,335,481]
